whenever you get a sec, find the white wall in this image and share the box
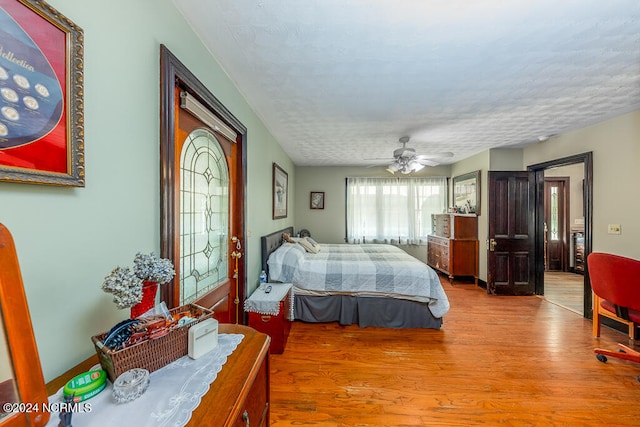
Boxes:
[0,0,293,381]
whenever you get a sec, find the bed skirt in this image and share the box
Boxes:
[293,294,443,329]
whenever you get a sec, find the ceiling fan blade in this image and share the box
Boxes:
[365,160,396,167]
[415,152,454,160]
[415,158,440,167]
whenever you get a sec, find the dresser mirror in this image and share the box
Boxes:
[0,224,50,426]
[0,324,18,423]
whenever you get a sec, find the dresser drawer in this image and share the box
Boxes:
[427,236,450,273]
[232,356,269,427]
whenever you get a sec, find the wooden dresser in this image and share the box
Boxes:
[46,324,271,427]
[427,214,479,284]
[188,324,270,427]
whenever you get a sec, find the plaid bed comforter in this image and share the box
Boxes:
[267,243,450,318]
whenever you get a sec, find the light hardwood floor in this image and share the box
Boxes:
[269,278,640,426]
[542,271,585,314]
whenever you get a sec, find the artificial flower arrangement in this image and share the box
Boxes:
[102,252,175,310]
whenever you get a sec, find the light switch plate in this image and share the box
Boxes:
[607,224,621,235]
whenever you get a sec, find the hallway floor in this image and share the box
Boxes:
[541,271,584,314]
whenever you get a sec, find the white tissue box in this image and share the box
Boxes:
[188,318,218,359]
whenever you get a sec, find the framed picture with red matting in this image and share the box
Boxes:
[0,0,84,186]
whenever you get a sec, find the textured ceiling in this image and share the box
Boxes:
[174,0,640,167]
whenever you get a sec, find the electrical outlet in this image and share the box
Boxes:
[607,224,621,235]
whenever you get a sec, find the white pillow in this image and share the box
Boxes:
[298,237,320,254]
[283,241,305,254]
[267,243,305,282]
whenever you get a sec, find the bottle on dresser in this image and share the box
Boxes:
[259,270,267,288]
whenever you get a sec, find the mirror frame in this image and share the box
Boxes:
[0,224,50,426]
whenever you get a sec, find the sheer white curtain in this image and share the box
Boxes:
[346,177,447,245]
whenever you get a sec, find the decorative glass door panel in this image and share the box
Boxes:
[544,178,568,271]
[161,47,246,322]
[180,129,229,305]
[549,186,559,241]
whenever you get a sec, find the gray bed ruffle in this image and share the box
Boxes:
[294,294,443,329]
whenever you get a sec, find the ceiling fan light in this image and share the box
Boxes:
[410,161,425,172]
[386,163,399,174]
[407,160,424,172]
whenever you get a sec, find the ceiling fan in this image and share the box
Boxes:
[368,136,454,174]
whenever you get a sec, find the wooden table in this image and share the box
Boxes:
[47,324,271,427]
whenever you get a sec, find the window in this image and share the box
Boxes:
[346,177,447,245]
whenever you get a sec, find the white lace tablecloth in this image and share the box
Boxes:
[45,333,244,427]
[244,283,293,319]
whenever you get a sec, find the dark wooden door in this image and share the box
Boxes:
[160,46,247,324]
[544,178,569,271]
[487,171,535,295]
[172,91,242,322]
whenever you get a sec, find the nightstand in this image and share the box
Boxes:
[244,283,293,354]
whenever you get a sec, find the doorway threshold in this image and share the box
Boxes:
[537,295,582,316]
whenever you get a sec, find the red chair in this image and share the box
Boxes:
[587,252,640,368]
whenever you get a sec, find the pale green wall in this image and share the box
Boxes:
[489,148,524,171]
[0,0,293,381]
[524,110,640,260]
[295,109,640,284]
[4,0,639,383]
[294,165,451,262]
[450,151,490,281]
[545,163,585,232]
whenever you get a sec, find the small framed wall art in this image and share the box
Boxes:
[0,0,85,186]
[272,163,288,219]
[310,191,324,210]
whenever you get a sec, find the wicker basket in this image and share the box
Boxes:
[92,304,213,382]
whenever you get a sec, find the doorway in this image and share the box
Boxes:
[159,46,248,323]
[541,168,584,314]
[529,152,593,319]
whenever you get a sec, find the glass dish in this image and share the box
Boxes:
[112,368,150,404]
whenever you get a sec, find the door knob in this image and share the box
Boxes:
[489,238,497,252]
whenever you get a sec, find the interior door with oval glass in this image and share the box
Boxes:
[173,90,242,322]
[160,47,246,323]
[163,93,242,325]
[178,107,231,311]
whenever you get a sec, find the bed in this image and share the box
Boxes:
[261,227,449,329]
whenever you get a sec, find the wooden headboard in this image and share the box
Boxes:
[261,226,294,279]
